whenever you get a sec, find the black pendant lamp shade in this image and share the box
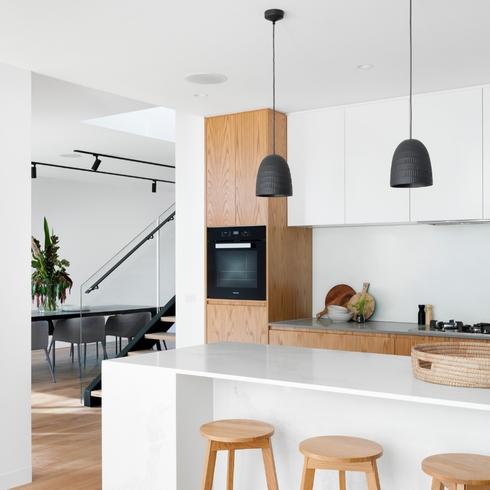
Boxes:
[390,0,433,188]
[256,8,293,197]
[390,139,432,188]
[256,154,292,197]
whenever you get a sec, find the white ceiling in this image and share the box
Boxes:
[31,74,175,186]
[2,0,490,116]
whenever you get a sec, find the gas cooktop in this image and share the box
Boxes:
[426,320,490,335]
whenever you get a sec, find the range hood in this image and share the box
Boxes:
[418,219,490,226]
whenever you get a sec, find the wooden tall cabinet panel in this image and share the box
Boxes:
[345,98,410,224]
[207,302,269,344]
[235,110,270,226]
[411,88,483,222]
[206,115,236,226]
[205,108,312,345]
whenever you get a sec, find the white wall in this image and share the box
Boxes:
[175,113,205,348]
[313,223,490,324]
[32,178,175,308]
[0,63,32,488]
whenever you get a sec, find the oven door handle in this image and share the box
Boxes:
[215,243,252,249]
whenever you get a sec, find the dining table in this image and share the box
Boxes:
[31,304,157,333]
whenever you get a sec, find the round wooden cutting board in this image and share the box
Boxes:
[316,284,356,319]
[347,282,375,320]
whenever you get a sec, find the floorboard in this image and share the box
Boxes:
[21,339,175,489]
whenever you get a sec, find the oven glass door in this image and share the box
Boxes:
[208,241,266,300]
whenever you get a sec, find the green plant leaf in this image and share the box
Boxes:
[43,217,51,250]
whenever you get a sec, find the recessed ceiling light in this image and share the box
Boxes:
[357,64,375,71]
[60,153,82,158]
[184,73,227,85]
[193,93,208,98]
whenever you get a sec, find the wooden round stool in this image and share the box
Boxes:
[200,419,279,490]
[422,453,490,489]
[299,435,383,490]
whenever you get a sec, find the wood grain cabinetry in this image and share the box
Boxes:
[235,110,272,226]
[207,301,268,344]
[206,109,287,227]
[269,328,486,356]
[206,115,236,227]
[269,329,395,355]
[205,108,312,345]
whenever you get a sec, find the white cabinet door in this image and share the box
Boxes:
[345,98,410,224]
[411,88,483,222]
[288,107,345,226]
[483,87,490,219]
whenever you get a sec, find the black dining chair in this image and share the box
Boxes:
[32,321,56,383]
[105,312,152,354]
[52,316,107,379]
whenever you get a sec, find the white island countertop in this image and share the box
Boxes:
[108,342,490,412]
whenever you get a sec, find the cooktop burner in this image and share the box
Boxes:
[429,320,490,335]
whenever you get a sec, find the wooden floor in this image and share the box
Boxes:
[22,339,176,489]
[20,345,104,489]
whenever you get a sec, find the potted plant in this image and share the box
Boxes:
[31,218,72,312]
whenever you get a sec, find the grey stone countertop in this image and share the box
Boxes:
[269,318,490,340]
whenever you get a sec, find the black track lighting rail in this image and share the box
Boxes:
[31,161,175,184]
[73,150,175,169]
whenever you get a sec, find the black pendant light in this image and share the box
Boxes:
[390,0,433,188]
[256,8,292,197]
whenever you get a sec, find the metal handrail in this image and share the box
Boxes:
[84,207,175,293]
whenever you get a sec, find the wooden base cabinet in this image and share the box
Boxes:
[269,329,485,356]
[207,302,268,344]
[269,329,395,355]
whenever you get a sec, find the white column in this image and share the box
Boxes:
[0,63,32,488]
[175,112,206,347]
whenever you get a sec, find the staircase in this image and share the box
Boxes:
[83,297,175,406]
[80,204,176,407]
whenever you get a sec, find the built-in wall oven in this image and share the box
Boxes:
[207,226,266,300]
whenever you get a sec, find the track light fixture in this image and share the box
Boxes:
[152,180,157,193]
[92,155,101,172]
[31,163,37,179]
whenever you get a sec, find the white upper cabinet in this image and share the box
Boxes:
[483,87,490,219]
[345,98,410,224]
[288,107,345,226]
[411,88,483,222]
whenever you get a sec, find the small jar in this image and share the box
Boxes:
[425,304,433,327]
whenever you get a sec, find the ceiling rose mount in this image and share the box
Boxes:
[264,8,284,23]
[256,7,293,198]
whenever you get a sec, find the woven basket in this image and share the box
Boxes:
[411,342,490,388]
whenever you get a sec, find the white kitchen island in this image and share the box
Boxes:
[102,343,490,489]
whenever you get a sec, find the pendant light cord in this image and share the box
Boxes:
[272,20,276,154]
[409,0,413,139]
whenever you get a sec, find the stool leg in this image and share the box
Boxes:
[227,449,235,490]
[431,479,444,490]
[300,457,315,490]
[261,438,279,490]
[366,460,381,490]
[201,441,217,490]
[339,470,346,490]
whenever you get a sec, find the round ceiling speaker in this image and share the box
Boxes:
[184,73,228,85]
